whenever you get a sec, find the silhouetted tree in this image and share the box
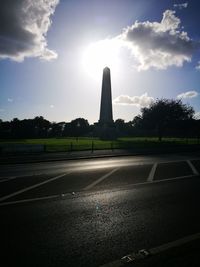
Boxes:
[63,118,90,137]
[49,122,65,137]
[11,118,22,138]
[133,99,194,141]
[115,119,127,136]
[33,116,50,138]
[0,120,11,138]
[70,118,90,137]
[0,102,198,140]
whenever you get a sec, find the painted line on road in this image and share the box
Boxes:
[0,172,71,202]
[0,194,59,206]
[100,232,200,267]
[0,192,77,206]
[1,157,199,181]
[0,176,16,183]
[0,174,198,207]
[104,174,197,191]
[137,174,196,187]
[0,178,10,183]
[84,167,120,190]
[186,160,199,175]
[147,163,157,182]
[0,173,47,183]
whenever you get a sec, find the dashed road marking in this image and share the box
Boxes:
[0,172,71,202]
[186,160,199,175]
[147,163,157,182]
[84,167,120,190]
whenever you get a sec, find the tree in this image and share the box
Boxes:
[49,122,65,137]
[115,119,126,136]
[64,118,90,137]
[0,120,11,138]
[33,116,50,138]
[133,99,194,141]
[10,118,21,138]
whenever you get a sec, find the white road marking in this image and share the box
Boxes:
[84,167,120,190]
[1,157,199,180]
[0,194,59,206]
[155,158,200,164]
[0,176,16,183]
[0,178,9,183]
[186,160,199,175]
[145,174,196,185]
[0,173,46,183]
[119,174,197,189]
[0,174,198,207]
[100,232,200,267]
[0,172,71,202]
[147,163,157,182]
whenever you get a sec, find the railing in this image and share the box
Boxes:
[0,137,199,154]
[43,138,200,152]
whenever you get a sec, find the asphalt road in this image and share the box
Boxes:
[1,153,200,266]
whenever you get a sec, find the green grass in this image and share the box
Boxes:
[0,137,199,152]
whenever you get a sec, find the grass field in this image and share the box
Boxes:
[0,137,199,152]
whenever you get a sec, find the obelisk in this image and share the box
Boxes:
[99,67,113,125]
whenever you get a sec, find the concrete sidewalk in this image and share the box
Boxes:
[0,144,200,164]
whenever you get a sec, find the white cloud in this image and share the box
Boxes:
[177,90,199,99]
[196,61,200,70]
[50,104,54,108]
[194,111,200,119]
[0,108,5,112]
[7,98,13,102]
[0,0,59,62]
[113,93,154,108]
[173,3,188,9]
[119,9,198,70]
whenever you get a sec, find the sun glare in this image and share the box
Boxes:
[82,39,121,78]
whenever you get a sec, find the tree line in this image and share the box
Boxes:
[0,99,199,140]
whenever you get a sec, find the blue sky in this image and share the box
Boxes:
[0,0,200,123]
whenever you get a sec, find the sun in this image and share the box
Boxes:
[82,39,121,78]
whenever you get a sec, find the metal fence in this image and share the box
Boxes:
[0,137,200,154]
[43,139,200,153]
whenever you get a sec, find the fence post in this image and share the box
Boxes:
[70,142,73,152]
[111,141,113,151]
[91,141,94,153]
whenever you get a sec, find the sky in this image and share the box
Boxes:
[0,0,200,123]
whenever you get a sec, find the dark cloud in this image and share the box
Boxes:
[0,0,59,62]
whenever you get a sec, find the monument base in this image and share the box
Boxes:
[94,122,117,140]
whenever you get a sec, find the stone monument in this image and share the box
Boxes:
[95,67,116,139]
[99,67,113,124]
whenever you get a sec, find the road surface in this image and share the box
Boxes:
[1,153,200,266]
